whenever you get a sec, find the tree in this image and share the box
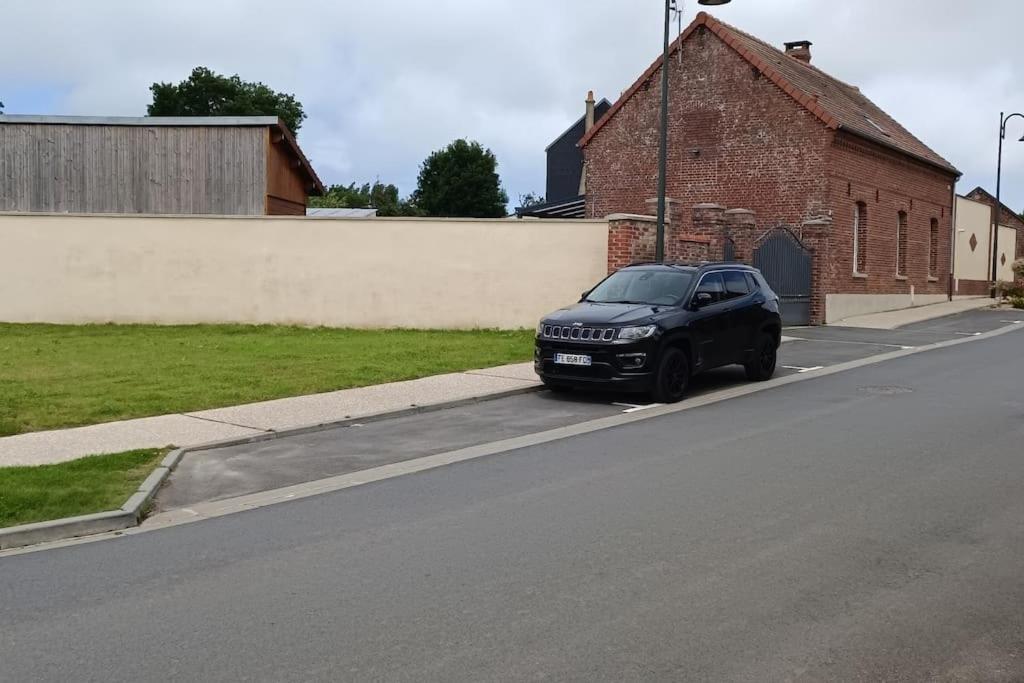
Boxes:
[147,66,306,135]
[0,100,4,113]
[310,180,421,217]
[412,139,508,218]
[517,192,545,209]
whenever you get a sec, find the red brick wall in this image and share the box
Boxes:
[584,26,958,309]
[584,27,831,235]
[825,132,955,299]
[606,216,709,272]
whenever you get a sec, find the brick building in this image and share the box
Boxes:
[580,13,961,324]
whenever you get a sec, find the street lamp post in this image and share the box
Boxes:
[992,111,1024,292]
[656,0,732,262]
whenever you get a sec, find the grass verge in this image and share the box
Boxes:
[0,324,534,435]
[0,448,166,528]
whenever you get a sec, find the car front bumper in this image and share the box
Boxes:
[534,337,656,393]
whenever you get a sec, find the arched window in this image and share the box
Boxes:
[929,218,939,277]
[897,211,908,277]
[853,202,868,274]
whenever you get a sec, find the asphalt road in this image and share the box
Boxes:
[158,308,1024,509]
[3,324,1024,681]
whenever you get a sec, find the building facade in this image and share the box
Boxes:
[580,13,961,324]
[0,116,323,215]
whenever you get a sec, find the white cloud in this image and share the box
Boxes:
[2,0,1023,210]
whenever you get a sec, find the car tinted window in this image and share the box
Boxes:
[586,269,695,306]
[723,271,750,299]
[694,272,726,304]
[745,272,760,291]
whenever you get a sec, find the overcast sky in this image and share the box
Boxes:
[2,0,1022,212]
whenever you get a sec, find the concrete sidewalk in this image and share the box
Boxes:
[832,297,993,329]
[0,363,540,468]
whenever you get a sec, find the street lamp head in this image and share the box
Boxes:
[697,0,732,4]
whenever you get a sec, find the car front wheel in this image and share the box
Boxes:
[652,347,690,403]
[745,333,777,381]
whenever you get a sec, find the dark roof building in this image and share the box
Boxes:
[0,115,324,215]
[516,92,610,219]
[581,12,960,324]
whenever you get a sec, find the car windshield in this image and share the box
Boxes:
[585,269,695,306]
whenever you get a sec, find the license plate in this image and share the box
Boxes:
[554,353,592,366]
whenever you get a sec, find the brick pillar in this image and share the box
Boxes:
[723,208,756,263]
[606,213,659,273]
[800,216,832,325]
[692,203,726,260]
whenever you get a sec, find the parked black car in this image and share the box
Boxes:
[535,262,782,402]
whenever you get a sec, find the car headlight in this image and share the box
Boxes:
[618,325,658,341]
[536,321,545,337]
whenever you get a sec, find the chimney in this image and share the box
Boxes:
[584,90,596,132]
[784,40,812,64]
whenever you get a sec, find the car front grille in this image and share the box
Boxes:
[542,325,616,342]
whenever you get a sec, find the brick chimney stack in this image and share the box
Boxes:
[584,90,596,132]
[784,40,812,64]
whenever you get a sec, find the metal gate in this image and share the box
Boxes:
[722,237,736,262]
[753,228,812,326]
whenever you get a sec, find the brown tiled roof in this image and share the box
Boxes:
[579,12,959,176]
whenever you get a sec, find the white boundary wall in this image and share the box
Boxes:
[0,213,609,329]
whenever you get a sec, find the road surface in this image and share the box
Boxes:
[2,325,1023,681]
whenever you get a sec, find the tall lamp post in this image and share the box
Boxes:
[656,0,733,262]
[992,111,1024,291]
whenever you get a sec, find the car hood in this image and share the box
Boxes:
[542,302,663,326]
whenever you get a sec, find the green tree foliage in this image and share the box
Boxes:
[310,181,421,217]
[517,192,545,209]
[413,139,508,218]
[147,66,306,135]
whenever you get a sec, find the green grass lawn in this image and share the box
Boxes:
[0,324,534,436]
[0,448,166,528]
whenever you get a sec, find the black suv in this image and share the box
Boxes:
[535,262,782,402]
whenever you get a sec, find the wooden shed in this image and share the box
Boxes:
[0,115,324,215]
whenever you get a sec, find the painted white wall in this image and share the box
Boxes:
[996,224,1018,282]
[954,196,992,282]
[0,213,610,329]
[825,293,950,324]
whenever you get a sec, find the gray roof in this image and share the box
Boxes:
[0,115,282,127]
[306,207,378,218]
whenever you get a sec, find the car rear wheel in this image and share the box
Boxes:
[745,333,777,381]
[652,347,690,403]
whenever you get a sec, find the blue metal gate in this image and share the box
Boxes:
[753,228,812,326]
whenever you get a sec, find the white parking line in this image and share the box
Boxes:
[1000,320,1024,324]
[612,402,664,413]
[782,365,825,373]
[785,337,915,350]
[954,332,982,336]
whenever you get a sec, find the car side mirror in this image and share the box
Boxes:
[580,290,591,302]
[694,292,713,308]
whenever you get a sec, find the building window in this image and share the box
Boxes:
[929,218,939,277]
[853,202,868,275]
[896,211,908,277]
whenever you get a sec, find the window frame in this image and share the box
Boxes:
[853,202,868,277]
[896,210,909,278]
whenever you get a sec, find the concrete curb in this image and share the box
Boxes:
[0,448,184,551]
[0,385,543,550]
[184,384,544,453]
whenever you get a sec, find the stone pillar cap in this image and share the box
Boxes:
[693,203,726,210]
[723,208,755,215]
